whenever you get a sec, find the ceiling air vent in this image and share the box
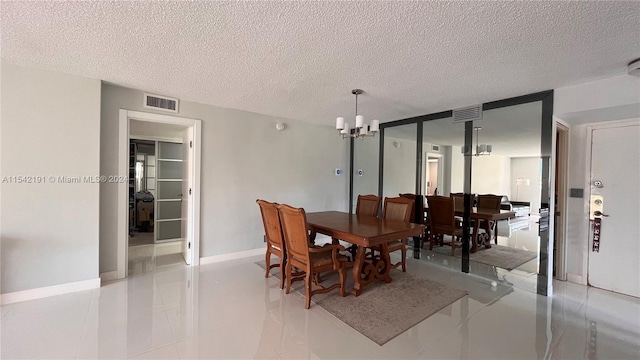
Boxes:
[453,105,482,123]
[144,93,179,113]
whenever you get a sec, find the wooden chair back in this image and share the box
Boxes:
[277,203,310,263]
[277,203,347,309]
[427,196,457,233]
[382,196,414,223]
[356,194,381,217]
[477,194,502,211]
[256,199,285,251]
[450,193,465,212]
[399,193,425,224]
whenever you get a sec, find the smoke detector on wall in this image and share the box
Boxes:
[628,58,640,76]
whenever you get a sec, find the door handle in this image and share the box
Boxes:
[594,211,609,217]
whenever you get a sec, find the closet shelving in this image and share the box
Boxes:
[155,141,183,242]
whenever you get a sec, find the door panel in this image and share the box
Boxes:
[181,128,193,265]
[156,141,183,242]
[588,123,640,297]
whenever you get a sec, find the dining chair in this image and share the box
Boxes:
[451,190,465,212]
[356,194,381,217]
[341,194,382,260]
[277,203,348,309]
[426,196,463,255]
[370,196,414,272]
[399,193,429,248]
[256,199,287,289]
[477,194,503,244]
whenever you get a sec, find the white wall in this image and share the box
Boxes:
[382,136,417,199]
[555,74,640,283]
[1,62,101,293]
[555,75,640,124]
[510,157,541,213]
[470,154,511,197]
[450,146,464,194]
[100,84,349,272]
[353,136,379,211]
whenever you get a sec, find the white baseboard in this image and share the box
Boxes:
[199,248,265,265]
[1,278,100,305]
[99,271,119,282]
[199,235,334,266]
[566,273,585,285]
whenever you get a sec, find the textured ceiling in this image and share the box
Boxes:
[2,1,639,126]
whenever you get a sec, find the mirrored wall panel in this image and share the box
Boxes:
[382,123,417,199]
[469,101,543,293]
[421,117,465,198]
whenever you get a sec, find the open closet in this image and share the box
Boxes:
[128,139,184,246]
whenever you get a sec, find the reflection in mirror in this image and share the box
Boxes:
[352,137,380,213]
[470,101,543,293]
[420,117,467,265]
[421,117,465,197]
[382,124,417,199]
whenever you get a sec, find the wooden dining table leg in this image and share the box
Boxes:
[482,221,493,249]
[350,245,367,297]
[470,220,480,253]
[378,242,392,283]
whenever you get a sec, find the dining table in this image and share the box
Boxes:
[455,208,515,252]
[306,211,425,296]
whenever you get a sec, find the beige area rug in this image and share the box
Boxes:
[430,244,537,270]
[256,261,467,346]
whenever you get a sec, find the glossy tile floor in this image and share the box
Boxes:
[414,216,542,293]
[2,247,639,359]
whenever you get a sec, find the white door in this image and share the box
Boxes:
[181,127,193,265]
[588,121,640,297]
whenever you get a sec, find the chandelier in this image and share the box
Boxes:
[336,89,379,139]
[463,126,492,156]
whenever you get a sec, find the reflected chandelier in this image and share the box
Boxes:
[463,126,492,156]
[336,89,379,139]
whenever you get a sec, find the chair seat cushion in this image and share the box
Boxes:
[310,252,348,268]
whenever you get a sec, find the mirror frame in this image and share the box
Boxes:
[348,90,554,296]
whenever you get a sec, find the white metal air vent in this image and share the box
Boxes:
[453,105,482,122]
[431,145,440,152]
[144,93,179,113]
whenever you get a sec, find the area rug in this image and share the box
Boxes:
[256,261,467,345]
[429,244,537,270]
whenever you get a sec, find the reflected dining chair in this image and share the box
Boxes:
[356,194,381,217]
[277,203,348,309]
[370,196,413,272]
[256,199,287,289]
[426,196,463,255]
[477,194,503,244]
[399,193,428,248]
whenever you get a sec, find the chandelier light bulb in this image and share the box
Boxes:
[335,89,378,139]
[336,117,345,130]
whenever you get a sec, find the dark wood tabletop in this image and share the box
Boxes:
[306,211,425,247]
[306,211,425,296]
[455,208,515,221]
[453,208,515,252]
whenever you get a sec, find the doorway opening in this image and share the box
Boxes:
[425,153,443,195]
[117,110,202,279]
